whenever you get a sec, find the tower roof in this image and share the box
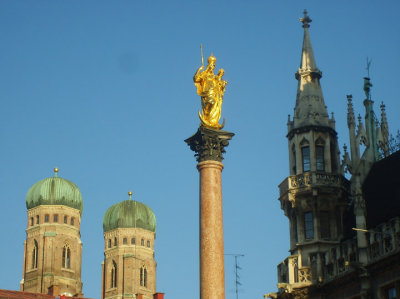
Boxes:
[26,170,83,213]
[103,200,156,233]
[293,10,330,129]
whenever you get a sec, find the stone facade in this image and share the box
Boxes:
[101,228,156,299]
[21,205,83,297]
[266,11,400,299]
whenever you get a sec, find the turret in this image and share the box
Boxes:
[277,10,350,293]
[101,192,158,299]
[21,168,84,297]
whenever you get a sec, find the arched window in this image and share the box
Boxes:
[30,217,34,226]
[315,138,325,171]
[304,212,314,240]
[147,240,150,248]
[53,214,58,223]
[141,239,144,246]
[330,142,337,172]
[300,139,310,172]
[108,239,111,248]
[131,238,135,245]
[114,237,117,246]
[32,240,38,269]
[70,217,75,226]
[123,238,127,245]
[36,215,39,224]
[293,214,298,242]
[140,266,147,287]
[64,216,68,224]
[111,261,117,288]
[292,144,297,174]
[44,214,49,222]
[62,245,71,269]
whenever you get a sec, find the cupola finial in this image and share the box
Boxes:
[300,9,312,28]
[128,191,133,200]
[54,167,59,177]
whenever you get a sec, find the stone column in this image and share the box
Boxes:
[185,126,234,299]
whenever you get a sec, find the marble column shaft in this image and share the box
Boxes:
[185,126,234,299]
[198,160,225,299]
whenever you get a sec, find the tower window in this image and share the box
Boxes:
[123,238,127,245]
[111,261,117,288]
[30,217,34,226]
[114,237,117,246]
[140,266,147,287]
[301,147,311,172]
[386,286,397,299]
[316,145,325,171]
[292,144,297,174]
[70,217,75,226]
[141,239,145,246]
[320,211,330,238]
[147,240,150,248]
[108,239,111,248]
[32,240,38,269]
[62,245,71,269]
[131,238,135,245]
[330,142,337,172]
[304,212,314,239]
[64,216,68,224]
[36,215,39,224]
[44,215,49,223]
[53,214,58,223]
[293,214,298,242]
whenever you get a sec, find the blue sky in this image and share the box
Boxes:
[1,1,400,298]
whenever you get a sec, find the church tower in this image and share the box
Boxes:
[277,10,350,293]
[101,192,158,299]
[21,168,84,297]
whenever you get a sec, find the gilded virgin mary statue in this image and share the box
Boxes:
[193,54,227,130]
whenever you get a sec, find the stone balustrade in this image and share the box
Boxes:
[322,238,358,282]
[277,217,400,289]
[368,217,400,262]
[279,172,350,197]
[277,255,312,287]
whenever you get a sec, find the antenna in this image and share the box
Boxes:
[225,253,244,299]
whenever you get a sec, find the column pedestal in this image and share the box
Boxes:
[185,126,234,299]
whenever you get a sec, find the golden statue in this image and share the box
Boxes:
[193,53,227,130]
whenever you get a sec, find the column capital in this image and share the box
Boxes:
[185,126,234,163]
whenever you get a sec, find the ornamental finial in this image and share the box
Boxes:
[128,191,133,200]
[300,9,312,28]
[54,167,59,177]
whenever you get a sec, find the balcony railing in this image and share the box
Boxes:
[367,217,400,262]
[279,172,350,196]
[277,217,400,287]
[277,255,312,287]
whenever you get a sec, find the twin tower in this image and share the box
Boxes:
[20,168,161,299]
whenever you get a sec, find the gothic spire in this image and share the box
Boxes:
[293,10,330,129]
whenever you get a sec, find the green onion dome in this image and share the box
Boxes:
[26,171,83,213]
[103,200,156,233]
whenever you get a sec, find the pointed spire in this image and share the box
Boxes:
[298,10,320,74]
[347,95,355,127]
[293,10,330,129]
[380,102,390,156]
[380,102,389,137]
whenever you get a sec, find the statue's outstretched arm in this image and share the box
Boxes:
[193,65,204,82]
